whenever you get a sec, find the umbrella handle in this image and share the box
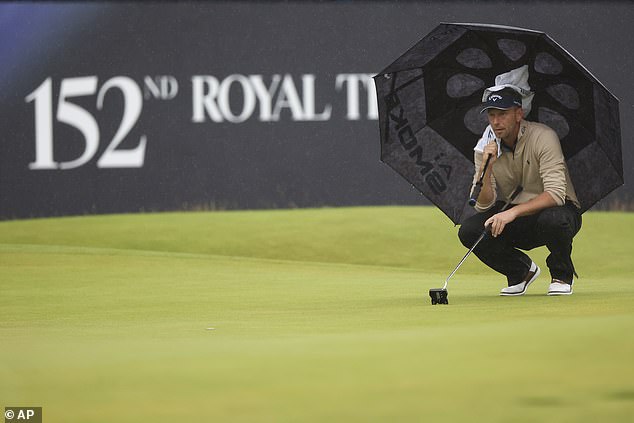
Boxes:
[468,155,492,207]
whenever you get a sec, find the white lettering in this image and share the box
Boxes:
[96,76,147,167]
[336,73,378,120]
[249,74,282,121]
[364,76,379,120]
[192,72,377,123]
[16,409,34,419]
[56,76,100,169]
[144,75,178,100]
[144,76,161,99]
[301,74,331,121]
[192,76,223,122]
[161,76,179,100]
[336,74,362,120]
[25,78,55,169]
[26,76,147,170]
[218,74,256,123]
[272,74,305,121]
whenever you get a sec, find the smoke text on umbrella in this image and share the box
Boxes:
[385,92,452,195]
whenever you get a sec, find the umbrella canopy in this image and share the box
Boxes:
[374,22,622,224]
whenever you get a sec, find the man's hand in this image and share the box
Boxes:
[484,208,518,237]
[473,140,498,208]
[482,140,498,167]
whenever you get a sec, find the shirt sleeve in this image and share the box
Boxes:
[537,129,567,206]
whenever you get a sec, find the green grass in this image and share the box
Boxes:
[1,207,633,422]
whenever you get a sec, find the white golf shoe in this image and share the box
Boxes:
[548,279,573,296]
[500,262,540,296]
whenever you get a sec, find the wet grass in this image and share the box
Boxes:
[1,207,633,422]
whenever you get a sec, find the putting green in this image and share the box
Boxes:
[1,207,633,422]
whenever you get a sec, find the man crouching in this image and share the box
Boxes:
[459,87,582,296]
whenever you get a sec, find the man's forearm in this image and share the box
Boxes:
[477,165,496,206]
[509,191,558,218]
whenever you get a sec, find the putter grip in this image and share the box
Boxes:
[468,183,482,207]
[468,155,492,207]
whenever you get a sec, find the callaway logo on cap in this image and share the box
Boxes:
[480,88,523,113]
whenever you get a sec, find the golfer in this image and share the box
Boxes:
[459,87,582,296]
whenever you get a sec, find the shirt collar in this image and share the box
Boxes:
[518,120,528,141]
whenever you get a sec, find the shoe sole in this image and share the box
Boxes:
[547,289,573,296]
[500,266,541,296]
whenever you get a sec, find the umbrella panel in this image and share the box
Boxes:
[377,70,476,224]
[421,28,598,162]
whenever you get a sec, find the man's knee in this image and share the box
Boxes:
[537,207,579,239]
[458,217,483,247]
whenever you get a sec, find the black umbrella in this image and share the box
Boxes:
[374,22,623,224]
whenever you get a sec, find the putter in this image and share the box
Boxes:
[429,185,524,305]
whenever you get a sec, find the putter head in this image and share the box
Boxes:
[429,288,448,305]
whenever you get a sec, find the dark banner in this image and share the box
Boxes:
[1,1,632,219]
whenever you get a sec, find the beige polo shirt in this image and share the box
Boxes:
[473,120,580,212]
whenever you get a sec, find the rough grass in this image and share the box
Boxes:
[0,207,633,422]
